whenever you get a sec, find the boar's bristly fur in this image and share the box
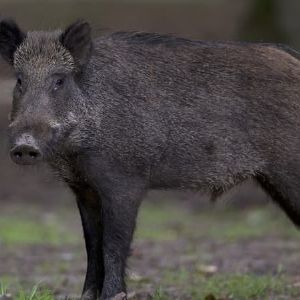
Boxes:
[1,19,300,299]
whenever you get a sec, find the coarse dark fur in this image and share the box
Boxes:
[1,18,300,299]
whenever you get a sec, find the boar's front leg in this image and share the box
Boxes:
[71,185,104,300]
[87,171,147,300]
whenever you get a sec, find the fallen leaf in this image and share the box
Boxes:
[196,264,218,275]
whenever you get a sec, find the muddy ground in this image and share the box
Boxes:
[0,80,300,300]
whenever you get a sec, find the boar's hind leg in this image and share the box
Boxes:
[72,185,104,300]
[256,172,300,227]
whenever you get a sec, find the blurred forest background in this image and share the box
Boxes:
[1,1,300,299]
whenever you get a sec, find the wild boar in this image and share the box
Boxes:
[0,19,300,299]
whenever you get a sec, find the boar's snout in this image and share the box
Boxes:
[10,136,42,165]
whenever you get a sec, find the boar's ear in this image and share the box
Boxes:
[0,19,26,65]
[60,20,92,69]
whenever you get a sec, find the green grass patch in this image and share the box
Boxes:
[161,270,297,299]
[0,217,78,246]
[136,203,184,241]
[152,287,169,300]
[136,202,300,242]
[16,284,53,300]
[0,280,9,295]
[0,281,55,300]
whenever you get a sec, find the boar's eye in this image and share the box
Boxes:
[53,77,65,91]
[16,76,22,86]
[15,75,23,92]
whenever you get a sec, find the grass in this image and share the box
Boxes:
[17,284,53,300]
[0,216,79,246]
[160,271,298,299]
[132,203,300,299]
[136,202,300,242]
[0,282,54,300]
[0,280,9,295]
[152,287,169,300]
[0,201,298,245]
[1,201,300,299]
[130,269,300,299]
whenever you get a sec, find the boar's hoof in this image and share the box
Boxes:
[108,292,127,300]
[80,290,97,300]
